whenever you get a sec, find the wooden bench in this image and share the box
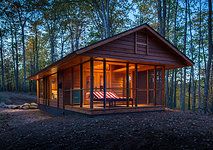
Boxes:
[91,91,134,107]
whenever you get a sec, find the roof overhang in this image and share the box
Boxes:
[29,23,193,80]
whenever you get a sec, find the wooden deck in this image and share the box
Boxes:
[64,105,165,115]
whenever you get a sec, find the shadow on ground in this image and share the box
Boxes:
[0,108,213,150]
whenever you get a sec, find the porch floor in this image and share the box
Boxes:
[64,104,165,115]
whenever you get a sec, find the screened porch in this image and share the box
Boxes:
[62,58,165,110]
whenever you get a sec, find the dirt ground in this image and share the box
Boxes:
[0,108,213,150]
[0,92,36,105]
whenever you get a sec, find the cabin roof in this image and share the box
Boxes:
[29,23,193,80]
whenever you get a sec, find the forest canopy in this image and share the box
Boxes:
[0,0,212,113]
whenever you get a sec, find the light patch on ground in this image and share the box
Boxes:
[0,108,51,128]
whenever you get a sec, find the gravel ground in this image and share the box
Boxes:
[0,92,36,105]
[0,108,213,150]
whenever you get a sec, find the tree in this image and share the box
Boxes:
[86,0,131,41]
[204,0,213,113]
[12,1,35,92]
[0,29,5,91]
[197,0,202,112]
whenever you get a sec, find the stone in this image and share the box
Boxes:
[21,103,30,109]
[7,105,20,109]
[29,103,38,109]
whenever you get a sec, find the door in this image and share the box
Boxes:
[137,71,147,104]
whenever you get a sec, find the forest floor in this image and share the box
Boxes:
[0,106,213,149]
[0,92,36,105]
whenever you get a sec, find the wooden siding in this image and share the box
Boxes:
[36,80,39,104]
[49,100,57,107]
[58,72,64,108]
[111,72,126,97]
[29,24,193,81]
[62,68,72,106]
[84,31,184,67]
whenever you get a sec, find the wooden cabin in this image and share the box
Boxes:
[29,24,193,115]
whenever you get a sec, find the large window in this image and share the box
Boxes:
[83,62,90,107]
[108,62,127,98]
[39,79,43,98]
[49,74,58,101]
[156,66,163,105]
[72,65,81,106]
[61,59,164,109]
[85,61,136,108]
[38,79,44,104]
[63,68,72,105]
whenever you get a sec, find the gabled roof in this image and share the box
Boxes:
[29,23,193,80]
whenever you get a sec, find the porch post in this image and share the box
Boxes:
[36,80,39,104]
[162,66,165,106]
[154,66,157,106]
[45,77,49,106]
[71,67,73,105]
[126,63,129,107]
[90,58,94,109]
[146,71,149,104]
[103,58,106,109]
[80,63,83,107]
[57,72,59,108]
[43,78,46,105]
[135,64,138,107]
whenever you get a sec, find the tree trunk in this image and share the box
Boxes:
[204,0,213,113]
[198,0,202,112]
[191,67,195,111]
[10,26,16,91]
[188,71,191,110]
[14,28,19,92]
[180,0,188,111]
[174,69,177,108]
[35,29,39,72]
[173,0,178,109]
[100,0,110,38]
[188,0,195,112]
[50,36,55,63]
[60,32,64,59]
[21,25,27,92]
[162,0,166,36]
[157,0,162,34]
[0,33,5,91]
[158,0,168,107]
[170,70,174,108]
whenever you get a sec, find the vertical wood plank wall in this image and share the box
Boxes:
[103,58,106,109]
[85,31,183,67]
[146,71,149,104]
[80,64,83,107]
[154,66,157,105]
[36,80,39,104]
[90,58,94,109]
[135,64,138,107]
[126,63,129,107]
[162,66,166,106]
[58,72,64,109]
[57,72,59,108]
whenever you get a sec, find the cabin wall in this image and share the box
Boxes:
[62,68,73,106]
[58,72,63,108]
[111,72,126,97]
[48,74,58,108]
[83,31,184,67]
[36,80,39,104]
